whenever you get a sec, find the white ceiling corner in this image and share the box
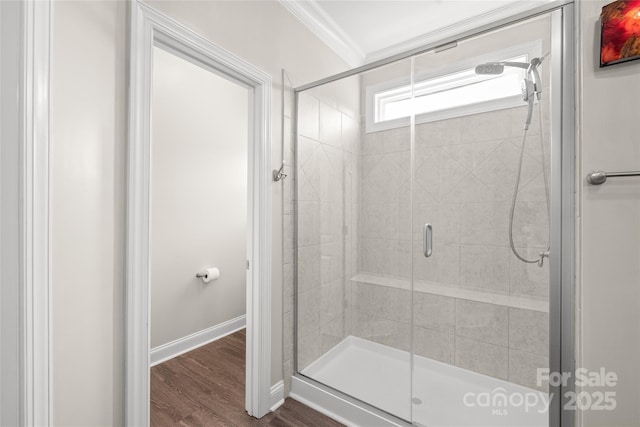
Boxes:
[279,0,366,67]
[364,0,553,63]
[281,0,554,68]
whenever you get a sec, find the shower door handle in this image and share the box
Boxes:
[423,223,432,257]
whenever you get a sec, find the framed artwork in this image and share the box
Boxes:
[600,0,640,67]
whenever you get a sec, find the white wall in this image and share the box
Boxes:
[150,47,248,349]
[578,1,640,426]
[51,1,127,425]
[50,1,348,425]
[577,0,640,427]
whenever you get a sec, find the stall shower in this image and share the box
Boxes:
[290,9,568,427]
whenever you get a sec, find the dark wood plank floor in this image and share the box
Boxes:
[151,329,344,426]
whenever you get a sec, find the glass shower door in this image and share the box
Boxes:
[295,57,415,422]
[351,57,414,421]
[410,14,553,427]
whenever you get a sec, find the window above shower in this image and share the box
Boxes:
[365,41,541,133]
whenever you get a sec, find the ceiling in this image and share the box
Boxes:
[280,0,551,66]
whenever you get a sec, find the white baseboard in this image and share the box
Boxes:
[270,380,285,411]
[150,315,246,366]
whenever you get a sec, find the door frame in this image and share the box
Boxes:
[126,2,273,425]
[0,0,51,425]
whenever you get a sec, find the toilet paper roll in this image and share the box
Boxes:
[202,267,220,284]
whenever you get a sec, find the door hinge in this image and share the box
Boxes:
[247,260,250,270]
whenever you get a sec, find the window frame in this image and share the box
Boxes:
[365,40,542,133]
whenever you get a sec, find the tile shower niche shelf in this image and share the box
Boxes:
[350,273,548,313]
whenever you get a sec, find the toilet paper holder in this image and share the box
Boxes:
[196,267,220,283]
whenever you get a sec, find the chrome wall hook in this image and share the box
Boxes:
[273,160,288,182]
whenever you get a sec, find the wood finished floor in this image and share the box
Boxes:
[151,329,344,426]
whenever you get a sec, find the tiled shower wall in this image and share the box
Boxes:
[289,77,552,395]
[348,280,549,390]
[357,106,550,294]
[287,83,360,391]
[349,104,551,391]
[282,72,295,395]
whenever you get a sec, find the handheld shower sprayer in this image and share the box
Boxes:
[527,57,543,101]
[475,54,551,267]
[475,56,544,130]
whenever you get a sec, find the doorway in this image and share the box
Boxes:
[149,45,249,363]
[127,2,273,425]
[148,43,250,422]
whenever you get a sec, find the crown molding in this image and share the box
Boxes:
[279,0,365,67]
[365,0,554,63]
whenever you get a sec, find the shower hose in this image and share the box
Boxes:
[509,101,551,267]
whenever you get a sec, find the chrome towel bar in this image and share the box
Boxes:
[586,170,640,185]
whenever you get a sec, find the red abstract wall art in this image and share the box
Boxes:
[601,0,640,66]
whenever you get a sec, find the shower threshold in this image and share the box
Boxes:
[293,336,548,427]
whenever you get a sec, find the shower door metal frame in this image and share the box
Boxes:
[292,1,576,425]
[549,4,576,426]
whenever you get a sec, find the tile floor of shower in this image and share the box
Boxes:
[287,78,551,426]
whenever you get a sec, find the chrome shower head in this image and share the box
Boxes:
[474,63,505,75]
[474,57,544,130]
[474,61,530,75]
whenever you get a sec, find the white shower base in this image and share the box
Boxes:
[298,336,548,427]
